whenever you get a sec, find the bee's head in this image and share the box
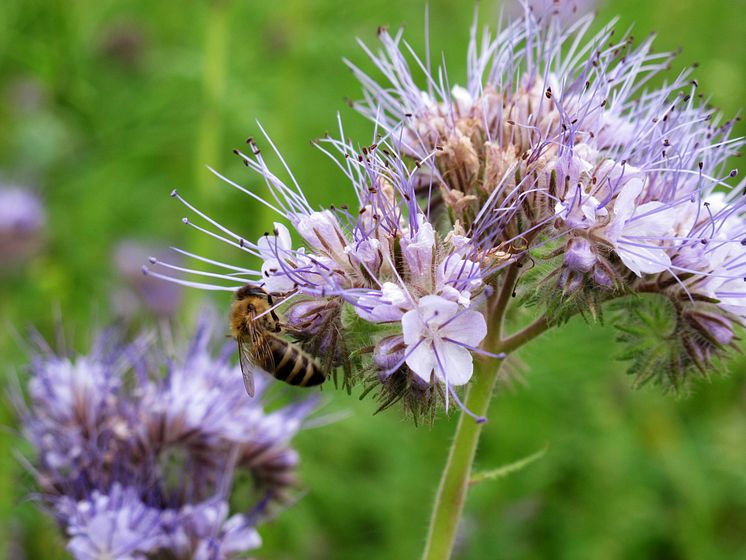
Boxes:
[235,284,268,301]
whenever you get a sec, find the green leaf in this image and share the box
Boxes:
[469,444,548,486]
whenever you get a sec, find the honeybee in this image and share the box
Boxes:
[230,285,326,397]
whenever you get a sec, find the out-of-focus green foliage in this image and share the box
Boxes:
[1,1,745,559]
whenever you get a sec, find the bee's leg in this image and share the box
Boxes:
[266,293,282,332]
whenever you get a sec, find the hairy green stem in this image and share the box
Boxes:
[500,316,549,354]
[422,264,547,560]
[421,357,505,560]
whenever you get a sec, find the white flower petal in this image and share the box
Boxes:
[356,283,411,323]
[433,339,474,385]
[402,309,426,346]
[606,177,645,242]
[441,309,488,348]
[257,222,291,259]
[438,256,482,293]
[274,222,292,250]
[624,201,676,238]
[416,294,459,328]
[439,285,463,303]
[446,232,472,254]
[405,340,437,382]
[345,238,381,270]
[261,259,295,293]
[715,277,746,316]
[617,245,671,276]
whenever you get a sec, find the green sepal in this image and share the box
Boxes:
[608,293,732,392]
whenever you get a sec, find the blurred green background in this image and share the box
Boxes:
[1,0,746,558]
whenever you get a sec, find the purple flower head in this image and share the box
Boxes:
[55,485,261,560]
[136,317,317,503]
[22,330,137,497]
[349,9,742,265]
[57,484,169,560]
[347,7,746,382]
[145,6,745,405]
[19,317,318,558]
[161,498,261,560]
[0,184,46,265]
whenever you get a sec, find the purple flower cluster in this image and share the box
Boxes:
[19,318,317,559]
[351,7,745,381]
[145,5,745,408]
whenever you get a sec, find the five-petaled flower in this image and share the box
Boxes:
[402,295,488,387]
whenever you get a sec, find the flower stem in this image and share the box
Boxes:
[422,263,548,559]
[421,356,505,560]
[500,316,549,354]
[422,265,517,560]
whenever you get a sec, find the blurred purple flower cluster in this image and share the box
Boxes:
[18,318,317,559]
[0,184,45,267]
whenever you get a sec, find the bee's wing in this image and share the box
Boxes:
[237,331,275,398]
[237,338,257,398]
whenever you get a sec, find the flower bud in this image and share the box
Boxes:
[285,298,343,362]
[345,238,383,277]
[564,237,596,273]
[401,217,436,284]
[284,299,330,335]
[373,335,407,378]
[293,211,347,259]
[372,335,436,422]
[687,311,734,346]
[593,266,613,288]
[558,268,583,293]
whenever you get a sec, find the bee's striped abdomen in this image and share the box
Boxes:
[268,336,326,387]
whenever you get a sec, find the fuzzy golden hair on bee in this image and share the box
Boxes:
[230,285,326,397]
